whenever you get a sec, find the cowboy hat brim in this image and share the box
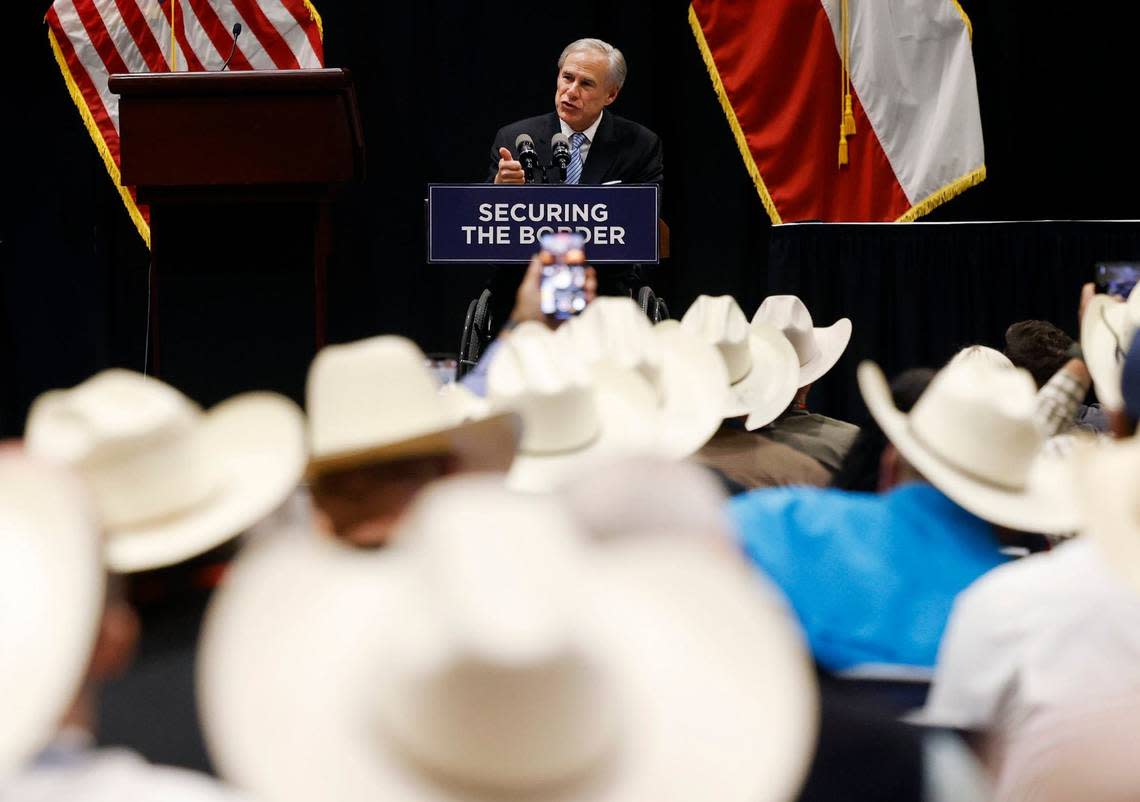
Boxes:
[307,412,520,480]
[734,327,800,430]
[199,517,818,802]
[797,318,852,388]
[1082,295,1136,411]
[858,361,1079,535]
[651,322,730,458]
[506,368,659,493]
[106,393,307,573]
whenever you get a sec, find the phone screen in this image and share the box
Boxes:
[1095,262,1140,298]
[539,232,587,320]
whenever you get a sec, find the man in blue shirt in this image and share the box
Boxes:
[728,359,1080,672]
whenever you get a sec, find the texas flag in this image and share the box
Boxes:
[689,0,985,223]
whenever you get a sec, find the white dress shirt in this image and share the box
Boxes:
[559,110,604,166]
[921,540,1140,738]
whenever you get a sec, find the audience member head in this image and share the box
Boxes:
[306,336,518,546]
[200,475,818,802]
[23,369,305,573]
[831,367,935,492]
[679,295,799,429]
[752,295,853,394]
[0,454,103,775]
[857,358,1079,535]
[1003,320,1073,389]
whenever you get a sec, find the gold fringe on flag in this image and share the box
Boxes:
[687,4,783,225]
[47,28,151,247]
[895,165,987,222]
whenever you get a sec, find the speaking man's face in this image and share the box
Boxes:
[554,50,618,133]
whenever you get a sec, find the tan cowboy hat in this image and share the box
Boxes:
[680,295,799,428]
[198,475,818,802]
[858,359,1079,535]
[1081,285,1140,411]
[25,370,305,573]
[0,455,104,776]
[489,322,659,493]
[557,299,727,458]
[306,336,519,477]
[1073,437,1140,593]
[753,295,852,388]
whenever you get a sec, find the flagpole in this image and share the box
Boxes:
[169,0,178,71]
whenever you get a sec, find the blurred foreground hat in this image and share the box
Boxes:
[559,299,727,458]
[307,336,519,477]
[859,359,1078,534]
[680,295,799,429]
[752,295,852,388]
[199,475,817,802]
[25,370,304,572]
[1074,436,1140,593]
[489,322,658,492]
[0,455,103,776]
[1082,285,1140,411]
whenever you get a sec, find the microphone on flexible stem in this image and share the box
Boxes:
[515,133,540,183]
[551,133,571,183]
[219,23,243,71]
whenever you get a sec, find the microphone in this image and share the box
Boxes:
[515,133,539,183]
[219,23,243,71]
[551,133,571,183]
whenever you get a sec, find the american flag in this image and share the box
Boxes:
[46,0,325,245]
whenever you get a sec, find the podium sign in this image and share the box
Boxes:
[427,184,659,263]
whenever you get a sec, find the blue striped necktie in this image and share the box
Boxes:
[565,132,587,184]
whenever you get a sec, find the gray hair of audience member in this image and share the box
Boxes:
[558,38,628,91]
[558,457,733,544]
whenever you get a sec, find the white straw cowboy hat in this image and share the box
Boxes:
[753,295,852,388]
[1081,285,1140,410]
[949,345,1015,371]
[25,370,305,573]
[488,322,659,493]
[680,295,799,429]
[1073,437,1140,594]
[858,359,1079,535]
[0,455,103,777]
[199,475,818,802]
[306,336,519,478]
[558,299,727,458]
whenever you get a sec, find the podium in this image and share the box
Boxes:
[109,68,365,406]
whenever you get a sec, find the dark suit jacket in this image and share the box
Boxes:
[486,111,663,188]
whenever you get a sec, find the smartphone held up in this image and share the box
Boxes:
[539,232,588,321]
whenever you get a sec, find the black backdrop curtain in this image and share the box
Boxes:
[4,0,1140,434]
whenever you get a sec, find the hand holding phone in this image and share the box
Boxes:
[1094,261,1140,299]
[539,232,588,321]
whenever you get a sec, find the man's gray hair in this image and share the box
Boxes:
[558,38,627,91]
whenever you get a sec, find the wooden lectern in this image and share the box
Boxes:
[109,68,364,406]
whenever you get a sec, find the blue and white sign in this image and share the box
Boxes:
[427,184,660,264]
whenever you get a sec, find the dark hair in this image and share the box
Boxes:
[1003,320,1074,389]
[830,367,936,492]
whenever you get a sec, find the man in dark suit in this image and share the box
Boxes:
[484,39,662,316]
[488,38,662,188]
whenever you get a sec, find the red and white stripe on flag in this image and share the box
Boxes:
[689,0,985,223]
[46,0,325,246]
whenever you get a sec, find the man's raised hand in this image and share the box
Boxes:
[494,147,525,184]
